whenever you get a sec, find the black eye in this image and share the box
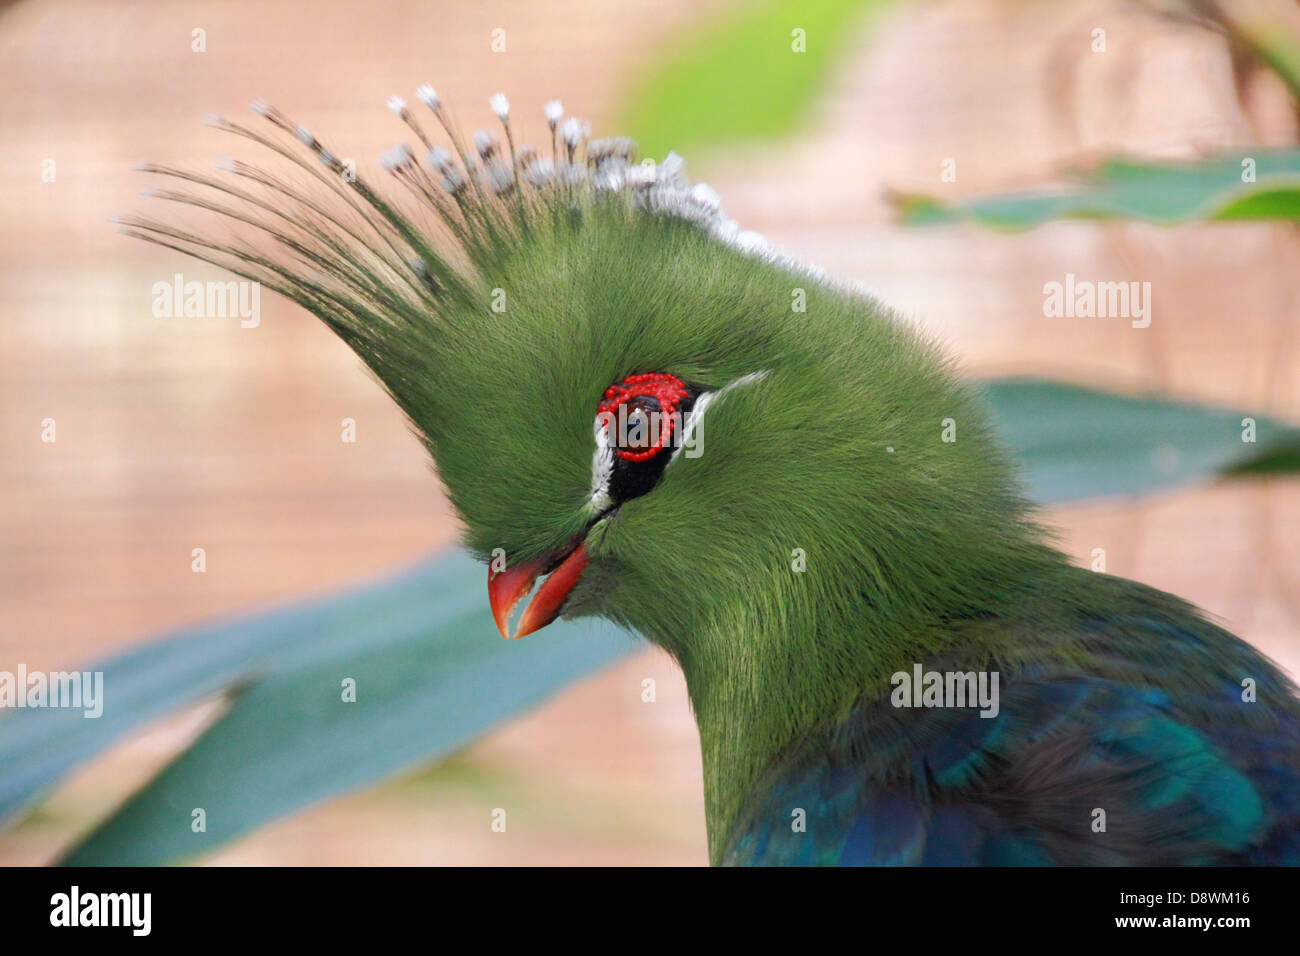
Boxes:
[617,396,660,455]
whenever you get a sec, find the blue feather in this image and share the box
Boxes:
[723,611,1300,866]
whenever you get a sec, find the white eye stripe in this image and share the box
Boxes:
[588,415,615,513]
[586,369,769,515]
[669,369,768,465]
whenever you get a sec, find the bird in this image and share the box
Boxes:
[121,87,1300,866]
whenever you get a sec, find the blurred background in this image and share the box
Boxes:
[1,0,1298,865]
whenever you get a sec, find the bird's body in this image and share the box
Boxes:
[724,570,1300,865]
[127,88,1300,865]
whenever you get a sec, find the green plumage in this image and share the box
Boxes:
[128,90,1300,865]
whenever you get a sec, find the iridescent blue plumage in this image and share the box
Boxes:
[724,600,1300,866]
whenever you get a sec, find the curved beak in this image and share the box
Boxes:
[487,541,589,639]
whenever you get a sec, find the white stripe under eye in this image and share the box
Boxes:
[669,369,770,465]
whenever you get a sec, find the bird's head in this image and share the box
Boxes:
[126,89,1041,662]
[434,209,808,642]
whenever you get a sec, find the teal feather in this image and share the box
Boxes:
[724,599,1300,866]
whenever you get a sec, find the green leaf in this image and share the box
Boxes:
[981,377,1300,502]
[616,0,898,161]
[893,149,1300,229]
[0,551,637,863]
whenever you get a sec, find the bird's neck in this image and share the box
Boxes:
[669,545,1065,864]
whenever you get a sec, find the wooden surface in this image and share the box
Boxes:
[1,0,1297,865]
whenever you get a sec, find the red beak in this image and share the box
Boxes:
[487,542,589,639]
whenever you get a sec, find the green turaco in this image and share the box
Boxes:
[123,88,1300,865]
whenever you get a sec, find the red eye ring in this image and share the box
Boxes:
[598,372,690,462]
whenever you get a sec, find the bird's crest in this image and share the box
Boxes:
[119,87,817,353]
[120,87,851,565]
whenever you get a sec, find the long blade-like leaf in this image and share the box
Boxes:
[59,553,636,864]
[893,149,1300,229]
[981,378,1300,502]
[0,550,637,843]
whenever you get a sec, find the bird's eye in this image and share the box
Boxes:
[597,373,692,463]
[592,371,697,509]
[618,397,658,454]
